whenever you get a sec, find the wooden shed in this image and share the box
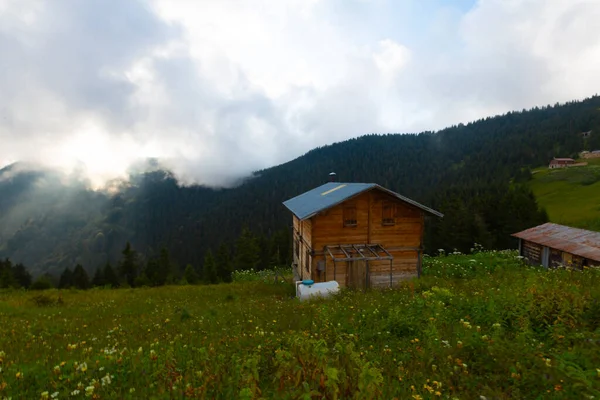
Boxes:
[512,223,600,269]
[282,181,443,289]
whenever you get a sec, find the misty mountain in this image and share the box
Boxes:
[1,96,600,277]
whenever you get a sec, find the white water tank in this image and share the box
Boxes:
[296,280,340,301]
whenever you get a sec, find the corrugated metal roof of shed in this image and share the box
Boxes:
[512,222,600,262]
[282,182,443,220]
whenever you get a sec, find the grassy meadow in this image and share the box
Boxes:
[1,251,600,399]
[530,157,600,231]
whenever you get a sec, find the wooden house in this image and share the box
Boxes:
[512,223,600,269]
[548,158,575,168]
[282,181,443,289]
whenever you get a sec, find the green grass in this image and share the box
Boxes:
[1,251,600,399]
[530,158,600,231]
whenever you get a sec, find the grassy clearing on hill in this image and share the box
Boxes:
[1,251,600,399]
[530,158,600,231]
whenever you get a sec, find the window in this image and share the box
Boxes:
[382,201,395,225]
[343,206,357,227]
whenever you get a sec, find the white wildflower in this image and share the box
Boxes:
[101,373,112,386]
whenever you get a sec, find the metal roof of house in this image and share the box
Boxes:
[551,158,575,162]
[512,223,600,262]
[282,182,443,220]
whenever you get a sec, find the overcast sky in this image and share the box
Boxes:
[1,0,599,187]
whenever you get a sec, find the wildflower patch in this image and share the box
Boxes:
[0,250,599,398]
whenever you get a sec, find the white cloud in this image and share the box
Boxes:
[1,0,600,187]
[374,39,411,81]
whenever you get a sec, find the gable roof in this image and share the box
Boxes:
[512,223,600,262]
[282,182,443,220]
[551,158,575,162]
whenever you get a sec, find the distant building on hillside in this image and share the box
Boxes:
[548,158,575,168]
[581,130,592,138]
[282,177,443,289]
[512,223,600,269]
[582,150,600,159]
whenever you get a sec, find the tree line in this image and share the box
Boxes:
[0,226,292,290]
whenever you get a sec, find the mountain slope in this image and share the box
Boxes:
[2,96,600,276]
[530,157,600,231]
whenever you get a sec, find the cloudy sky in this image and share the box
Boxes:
[1,0,599,186]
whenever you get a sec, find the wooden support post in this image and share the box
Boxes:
[326,246,337,260]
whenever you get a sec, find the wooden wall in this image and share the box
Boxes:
[293,215,313,281]
[310,250,420,287]
[369,190,423,249]
[520,239,600,269]
[521,240,600,269]
[309,189,424,288]
[550,247,590,269]
[521,240,542,265]
[311,192,370,249]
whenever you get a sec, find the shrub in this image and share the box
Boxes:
[30,275,54,290]
[30,293,56,306]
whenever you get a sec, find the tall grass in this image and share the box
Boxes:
[530,163,600,231]
[232,266,291,283]
[0,251,599,399]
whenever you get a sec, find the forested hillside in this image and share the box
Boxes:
[1,96,600,278]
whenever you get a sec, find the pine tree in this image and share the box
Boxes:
[156,247,174,286]
[145,258,160,286]
[274,228,292,266]
[0,258,16,289]
[103,262,119,288]
[258,234,270,271]
[58,267,74,289]
[12,263,32,288]
[183,264,200,285]
[234,227,260,271]
[269,246,281,269]
[72,264,90,290]
[203,250,218,284]
[119,242,138,287]
[91,267,105,287]
[216,243,233,283]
